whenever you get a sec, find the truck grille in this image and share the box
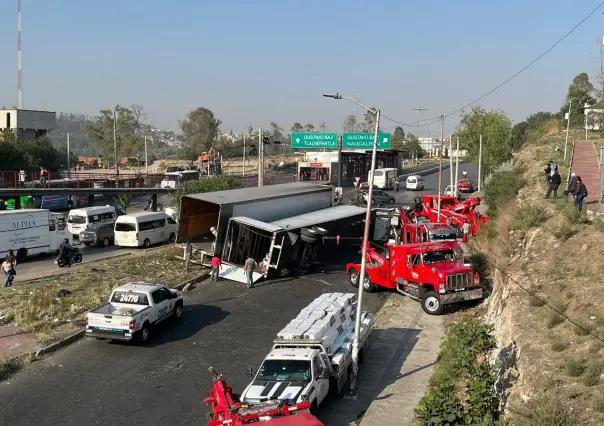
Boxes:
[447,273,472,290]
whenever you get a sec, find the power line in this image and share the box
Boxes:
[466,244,604,345]
[445,1,604,118]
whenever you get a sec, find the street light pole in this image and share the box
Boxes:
[322,93,380,397]
[113,108,118,187]
[437,115,444,219]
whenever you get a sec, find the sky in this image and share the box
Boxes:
[1,0,604,137]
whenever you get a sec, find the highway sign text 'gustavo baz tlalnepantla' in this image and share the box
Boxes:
[290,133,391,150]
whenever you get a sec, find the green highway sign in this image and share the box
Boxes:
[291,133,338,149]
[342,133,391,149]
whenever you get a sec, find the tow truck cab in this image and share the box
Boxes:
[346,241,482,315]
[400,222,458,244]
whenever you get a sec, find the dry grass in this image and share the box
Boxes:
[481,135,604,425]
[0,247,205,343]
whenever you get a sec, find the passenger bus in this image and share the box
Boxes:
[160,170,201,189]
[371,168,398,189]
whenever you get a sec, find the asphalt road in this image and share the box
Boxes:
[14,164,479,281]
[0,271,389,426]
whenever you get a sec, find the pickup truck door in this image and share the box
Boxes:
[150,288,173,323]
[313,355,330,406]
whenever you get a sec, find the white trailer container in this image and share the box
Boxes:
[0,209,72,261]
[240,293,374,410]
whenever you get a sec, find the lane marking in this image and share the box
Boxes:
[317,279,332,286]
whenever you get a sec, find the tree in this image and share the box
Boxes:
[114,194,131,213]
[0,134,75,171]
[179,107,222,160]
[291,122,303,133]
[170,175,240,212]
[319,121,327,132]
[343,115,358,132]
[455,105,513,176]
[394,126,405,138]
[302,124,315,133]
[84,105,145,162]
[267,122,285,155]
[560,73,595,127]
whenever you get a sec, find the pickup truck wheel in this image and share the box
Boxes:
[173,302,183,320]
[348,269,359,288]
[421,291,444,315]
[102,237,110,247]
[138,324,150,342]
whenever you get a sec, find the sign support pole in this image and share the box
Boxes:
[337,134,342,187]
[258,127,264,187]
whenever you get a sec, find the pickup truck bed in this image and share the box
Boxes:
[90,303,148,317]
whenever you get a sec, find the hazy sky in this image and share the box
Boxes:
[1,0,604,137]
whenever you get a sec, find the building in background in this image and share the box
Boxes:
[0,108,56,141]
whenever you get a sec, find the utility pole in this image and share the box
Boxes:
[337,134,342,188]
[585,103,589,140]
[67,132,70,178]
[113,108,118,187]
[478,135,483,191]
[448,134,454,190]
[564,100,571,160]
[437,115,445,220]
[454,137,460,191]
[243,133,246,177]
[144,136,148,174]
[600,146,604,213]
[258,127,264,186]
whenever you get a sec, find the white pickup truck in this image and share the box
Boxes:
[240,293,374,411]
[85,282,184,343]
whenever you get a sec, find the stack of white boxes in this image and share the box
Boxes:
[275,292,373,371]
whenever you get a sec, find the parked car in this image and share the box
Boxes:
[79,222,115,247]
[362,190,395,204]
[456,178,475,193]
[405,175,425,191]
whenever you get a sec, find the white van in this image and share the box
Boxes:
[405,175,425,191]
[371,168,398,189]
[114,212,177,248]
[67,206,121,240]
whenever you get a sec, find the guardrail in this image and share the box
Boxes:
[0,170,298,190]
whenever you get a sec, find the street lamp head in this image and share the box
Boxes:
[322,93,342,100]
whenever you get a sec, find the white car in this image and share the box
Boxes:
[443,185,461,198]
[85,282,183,343]
[405,175,425,191]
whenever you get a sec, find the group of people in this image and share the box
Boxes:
[544,160,588,212]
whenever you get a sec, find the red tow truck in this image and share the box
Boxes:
[346,241,483,315]
[204,367,324,426]
[417,195,489,236]
[395,205,459,244]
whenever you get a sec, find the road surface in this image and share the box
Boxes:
[0,271,388,426]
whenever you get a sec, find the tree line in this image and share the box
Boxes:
[0,131,77,171]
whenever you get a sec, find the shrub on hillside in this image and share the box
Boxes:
[483,169,527,217]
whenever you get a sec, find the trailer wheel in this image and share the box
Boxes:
[311,226,329,235]
[300,234,317,244]
[421,291,444,315]
[300,228,318,238]
[277,265,293,278]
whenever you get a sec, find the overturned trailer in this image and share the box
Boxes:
[218,205,368,284]
[176,182,336,255]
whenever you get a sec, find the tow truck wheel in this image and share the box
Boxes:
[421,291,444,315]
[348,269,360,288]
[363,276,376,293]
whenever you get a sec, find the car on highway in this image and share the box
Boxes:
[443,185,461,198]
[362,190,395,205]
[85,282,183,343]
[358,182,380,194]
[457,178,475,193]
[405,175,425,191]
[79,222,115,247]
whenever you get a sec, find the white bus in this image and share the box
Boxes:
[114,212,177,248]
[160,170,200,189]
[67,205,122,239]
[371,168,398,189]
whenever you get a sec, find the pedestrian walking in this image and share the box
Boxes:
[564,172,577,198]
[573,176,588,213]
[2,250,17,287]
[462,222,471,243]
[39,166,47,188]
[545,169,562,199]
[543,163,552,185]
[244,256,257,289]
[210,255,221,281]
[18,169,26,188]
[184,241,193,271]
